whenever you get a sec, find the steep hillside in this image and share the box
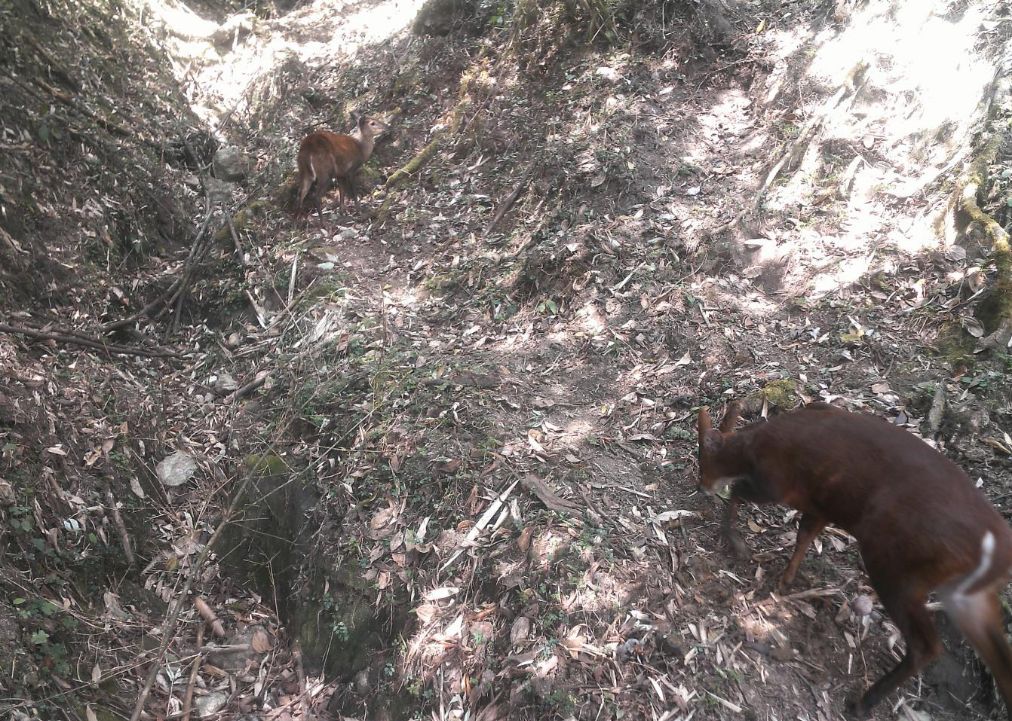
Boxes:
[2,1,1012,720]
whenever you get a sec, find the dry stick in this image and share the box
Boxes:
[164,224,215,320]
[484,175,530,236]
[226,215,267,328]
[0,323,178,358]
[162,227,217,337]
[105,487,135,566]
[226,214,247,268]
[180,623,205,721]
[128,472,253,721]
[230,370,270,401]
[103,209,214,332]
[101,278,183,332]
[293,642,309,721]
[167,149,235,334]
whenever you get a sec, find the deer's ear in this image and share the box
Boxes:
[719,401,741,434]
[702,431,723,454]
[698,407,713,441]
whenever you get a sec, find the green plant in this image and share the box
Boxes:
[332,620,350,642]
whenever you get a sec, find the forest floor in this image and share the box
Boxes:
[2,1,1012,720]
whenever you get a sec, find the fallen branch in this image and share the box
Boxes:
[194,596,226,637]
[231,370,270,400]
[384,135,443,190]
[484,175,530,236]
[128,470,253,721]
[0,323,178,358]
[180,624,205,721]
[105,487,135,565]
[103,208,215,332]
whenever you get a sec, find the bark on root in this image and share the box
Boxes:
[950,72,1012,352]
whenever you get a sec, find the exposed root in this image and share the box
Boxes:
[949,71,1012,352]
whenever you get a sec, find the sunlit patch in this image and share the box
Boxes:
[576,301,607,336]
[740,292,778,317]
[810,254,874,298]
[810,3,990,140]
[752,0,996,298]
[140,0,426,128]
[386,285,419,308]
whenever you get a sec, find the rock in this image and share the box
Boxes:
[156,451,198,487]
[853,594,874,616]
[213,372,239,395]
[212,146,250,181]
[510,616,530,647]
[205,178,234,205]
[0,478,14,505]
[194,691,228,718]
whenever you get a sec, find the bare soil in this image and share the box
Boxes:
[2,1,1012,720]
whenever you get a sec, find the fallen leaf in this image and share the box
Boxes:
[415,604,437,623]
[251,628,272,653]
[521,474,581,514]
[962,316,985,338]
[424,586,459,601]
[156,451,197,487]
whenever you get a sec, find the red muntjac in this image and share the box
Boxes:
[296,115,387,221]
[697,401,1012,719]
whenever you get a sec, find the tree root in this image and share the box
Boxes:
[385,135,443,190]
[949,70,1012,352]
[0,322,178,358]
[374,135,445,221]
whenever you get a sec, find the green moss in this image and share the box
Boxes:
[243,453,289,476]
[936,321,977,369]
[754,379,799,409]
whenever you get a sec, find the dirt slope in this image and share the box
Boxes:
[2,1,1012,720]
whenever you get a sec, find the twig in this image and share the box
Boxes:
[0,323,178,358]
[484,176,530,236]
[758,586,843,609]
[226,214,247,268]
[610,262,645,293]
[103,208,214,332]
[231,370,270,400]
[180,624,205,721]
[128,471,253,721]
[439,479,520,573]
[104,487,135,565]
[225,214,266,327]
[287,253,299,306]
